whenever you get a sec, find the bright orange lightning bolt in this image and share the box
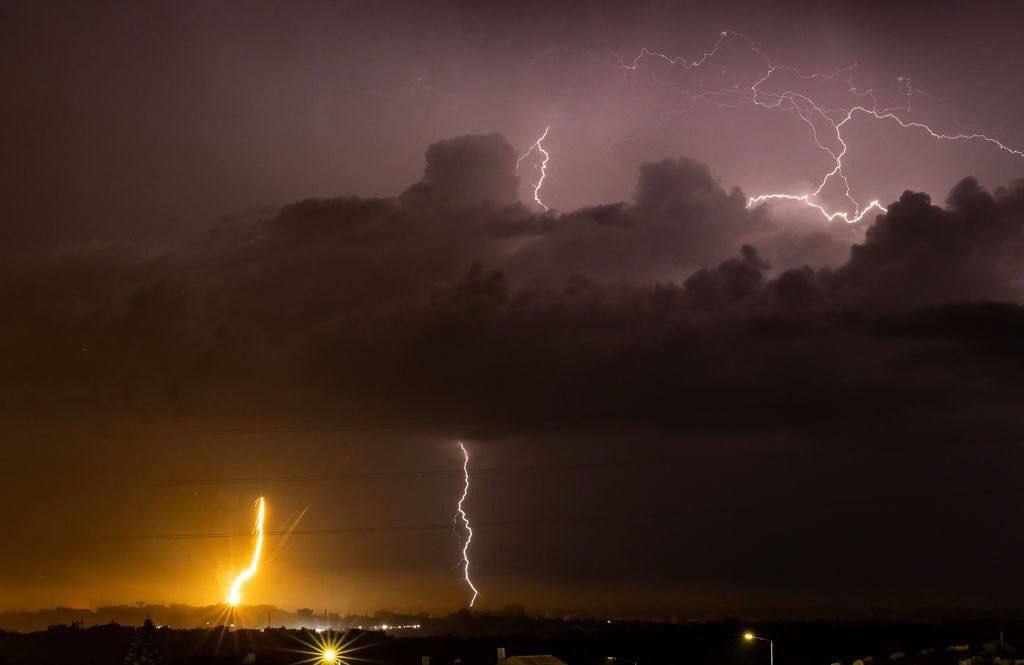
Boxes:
[227,496,265,606]
[456,441,480,607]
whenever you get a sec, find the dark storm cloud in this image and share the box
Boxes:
[502,157,776,284]
[3,132,1024,438]
[6,130,1024,614]
[5,0,1024,617]
[826,178,1024,307]
[401,133,521,208]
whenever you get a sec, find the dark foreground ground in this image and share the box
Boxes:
[0,618,1020,665]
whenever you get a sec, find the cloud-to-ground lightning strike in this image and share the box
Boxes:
[516,126,552,212]
[227,496,265,606]
[456,442,480,607]
[602,31,1024,223]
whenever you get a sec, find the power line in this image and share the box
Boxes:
[147,460,656,487]
[139,516,605,541]
[134,482,1024,542]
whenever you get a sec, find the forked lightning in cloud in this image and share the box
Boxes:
[456,441,480,607]
[600,30,1024,223]
[516,126,552,211]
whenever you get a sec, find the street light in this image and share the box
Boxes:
[743,632,774,665]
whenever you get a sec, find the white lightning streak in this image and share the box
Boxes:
[605,31,1024,223]
[456,441,480,607]
[516,126,552,211]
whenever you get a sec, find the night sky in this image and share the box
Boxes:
[4,0,1024,618]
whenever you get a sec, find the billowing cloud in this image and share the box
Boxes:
[2,134,1024,435]
[5,133,1024,614]
[401,133,521,208]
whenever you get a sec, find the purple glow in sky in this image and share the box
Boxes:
[4,1,1023,246]
[5,0,1024,617]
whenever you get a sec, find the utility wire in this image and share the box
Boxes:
[147,460,658,487]
[138,516,606,541]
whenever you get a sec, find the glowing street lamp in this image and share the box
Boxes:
[743,631,774,665]
[294,628,351,665]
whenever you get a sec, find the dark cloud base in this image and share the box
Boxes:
[4,133,1024,613]
[3,133,1023,439]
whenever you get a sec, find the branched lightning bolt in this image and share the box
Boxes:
[516,126,552,211]
[600,31,1024,223]
[455,441,480,607]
